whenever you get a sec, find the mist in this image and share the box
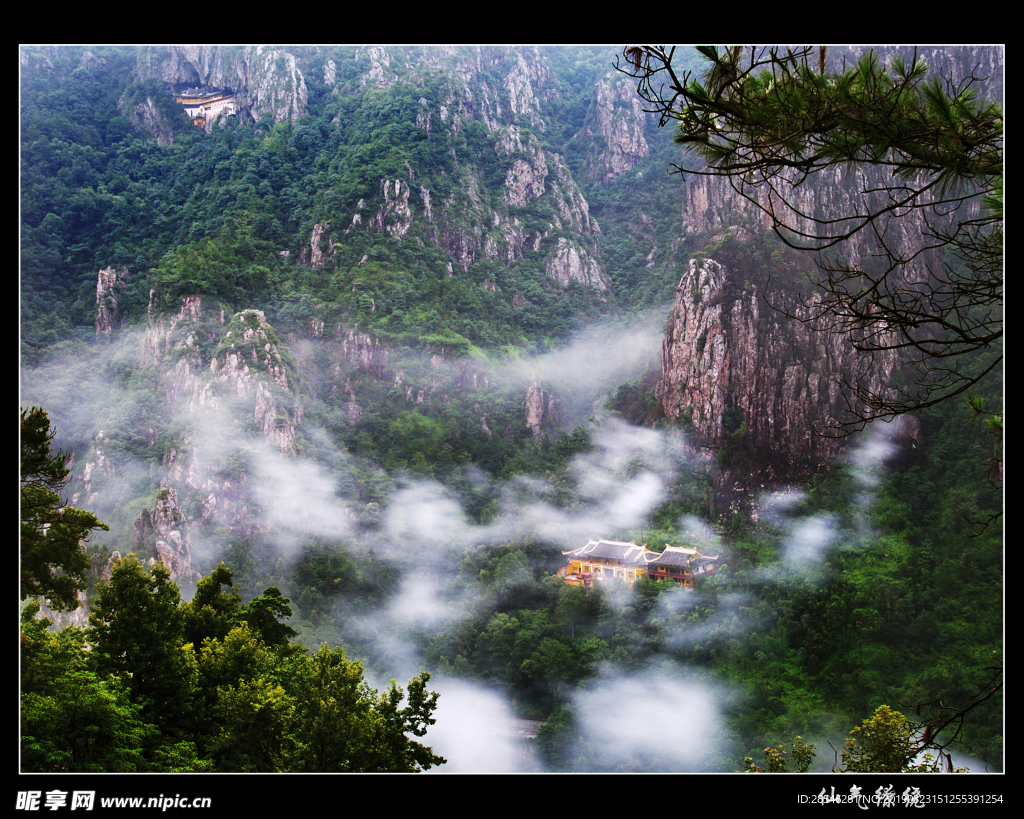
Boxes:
[20,310,933,773]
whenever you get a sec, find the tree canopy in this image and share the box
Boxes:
[743,705,973,773]
[20,406,108,610]
[21,557,445,773]
[617,46,1003,431]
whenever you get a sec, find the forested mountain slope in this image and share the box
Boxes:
[20,45,1001,773]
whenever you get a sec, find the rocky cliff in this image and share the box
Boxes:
[654,46,1001,474]
[130,292,303,534]
[317,46,608,292]
[128,45,308,135]
[584,74,649,183]
[131,486,200,584]
[95,267,128,335]
[657,251,898,476]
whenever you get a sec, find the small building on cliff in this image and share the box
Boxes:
[175,87,236,127]
[558,539,718,588]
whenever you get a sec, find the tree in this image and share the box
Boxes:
[196,623,296,771]
[617,46,1002,432]
[742,706,974,772]
[181,562,243,648]
[20,406,108,610]
[88,555,192,731]
[20,602,156,773]
[240,585,298,648]
[181,561,297,649]
[836,705,968,773]
[742,735,815,772]
[283,643,445,772]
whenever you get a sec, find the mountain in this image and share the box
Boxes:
[20,46,1002,773]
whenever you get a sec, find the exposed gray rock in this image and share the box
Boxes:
[95,267,128,335]
[588,75,649,182]
[132,45,308,128]
[545,238,610,290]
[657,256,898,474]
[132,486,200,583]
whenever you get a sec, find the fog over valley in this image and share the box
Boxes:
[20,45,1002,777]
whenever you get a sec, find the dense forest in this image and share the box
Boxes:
[20,45,1002,775]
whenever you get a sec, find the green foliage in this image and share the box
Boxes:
[621,46,1002,422]
[21,407,108,610]
[836,706,965,773]
[287,644,444,772]
[671,47,1001,185]
[19,47,1003,773]
[742,735,815,772]
[20,602,158,772]
[22,559,444,773]
[88,555,191,731]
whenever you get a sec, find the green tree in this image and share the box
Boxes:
[181,562,243,648]
[741,707,971,772]
[837,705,967,773]
[618,46,1002,429]
[240,585,298,648]
[286,644,445,772]
[742,736,815,773]
[88,555,192,732]
[20,407,108,610]
[196,623,296,771]
[20,603,155,773]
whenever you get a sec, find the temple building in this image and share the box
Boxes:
[175,87,236,127]
[558,539,719,588]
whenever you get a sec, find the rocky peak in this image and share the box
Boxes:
[141,293,219,407]
[371,179,414,239]
[132,45,308,130]
[203,310,302,453]
[358,46,394,88]
[95,266,128,335]
[309,223,331,269]
[587,75,649,182]
[132,486,200,584]
[545,238,610,291]
[496,126,548,207]
[657,255,898,476]
[525,375,561,438]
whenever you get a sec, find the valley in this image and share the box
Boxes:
[19,45,1002,774]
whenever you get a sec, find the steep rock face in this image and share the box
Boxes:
[245,47,308,125]
[525,375,560,438]
[202,310,303,453]
[336,327,391,379]
[141,294,222,407]
[139,298,302,531]
[95,267,128,335]
[586,75,649,182]
[680,163,946,285]
[132,486,199,583]
[123,95,177,146]
[525,376,546,438]
[71,430,114,510]
[659,47,1000,472]
[657,256,897,474]
[370,179,414,240]
[133,45,308,128]
[678,47,1002,278]
[545,238,610,290]
[366,46,554,130]
[496,125,548,206]
[547,153,600,236]
[326,46,606,287]
[309,223,330,269]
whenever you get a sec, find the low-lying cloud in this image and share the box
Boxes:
[20,309,914,772]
